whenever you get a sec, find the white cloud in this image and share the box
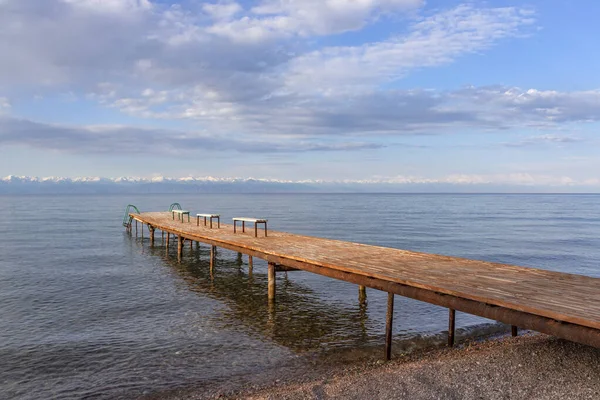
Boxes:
[0,1,535,108]
[6,1,593,146]
[503,134,583,148]
[0,97,10,112]
[283,5,535,94]
[67,3,539,138]
[0,116,383,155]
[103,85,600,140]
[206,0,423,42]
[62,0,152,13]
[203,1,243,21]
[0,0,157,87]
[490,88,600,122]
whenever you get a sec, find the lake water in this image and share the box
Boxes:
[1,194,599,399]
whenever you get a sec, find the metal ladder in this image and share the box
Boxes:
[168,203,182,211]
[122,204,140,228]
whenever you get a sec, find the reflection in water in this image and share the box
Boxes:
[137,235,372,353]
[131,229,514,361]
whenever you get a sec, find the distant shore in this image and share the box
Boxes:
[150,334,600,400]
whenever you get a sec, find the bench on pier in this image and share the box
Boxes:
[197,213,220,228]
[172,209,190,222]
[233,217,268,237]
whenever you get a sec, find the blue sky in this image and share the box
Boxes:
[0,0,599,189]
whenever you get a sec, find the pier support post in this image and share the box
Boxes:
[161,230,164,244]
[237,252,243,266]
[268,262,276,302]
[385,292,394,360]
[512,325,518,337]
[135,220,138,235]
[248,256,253,275]
[190,239,193,250]
[141,223,144,239]
[177,236,183,260]
[448,309,456,347]
[359,285,367,303]
[210,246,216,271]
[165,233,170,249]
[149,225,155,246]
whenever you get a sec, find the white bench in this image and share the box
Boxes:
[171,209,190,222]
[233,217,268,237]
[196,213,220,228]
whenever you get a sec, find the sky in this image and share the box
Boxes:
[0,0,599,189]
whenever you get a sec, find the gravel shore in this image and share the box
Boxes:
[148,334,600,400]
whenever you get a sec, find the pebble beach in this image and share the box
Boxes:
[153,334,600,400]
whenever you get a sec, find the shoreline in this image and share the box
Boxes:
[146,333,600,399]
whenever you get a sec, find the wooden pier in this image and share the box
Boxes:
[127,210,600,359]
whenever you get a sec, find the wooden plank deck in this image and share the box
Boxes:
[130,211,600,349]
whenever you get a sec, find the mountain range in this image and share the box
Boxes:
[1,175,599,194]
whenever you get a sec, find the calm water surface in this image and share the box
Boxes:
[0,194,599,398]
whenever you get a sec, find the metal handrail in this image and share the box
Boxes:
[168,203,182,212]
[122,204,140,227]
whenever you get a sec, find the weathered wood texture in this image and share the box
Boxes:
[177,235,183,259]
[131,212,600,346]
[268,262,276,301]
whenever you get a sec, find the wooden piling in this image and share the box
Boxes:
[177,235,183,260]
[237,252,243,265]
[210,245,216,271]
[268,262,276,302]
[248,255,253,274]
[161,230,164,244]
[448,309,456,347]
[385,292,394,360]
[512,325,518,337]
[135,220,138,235]
[165,232,170,248]
[141,223,144,239]
[149,225,155,246]
[359,285,367,303]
